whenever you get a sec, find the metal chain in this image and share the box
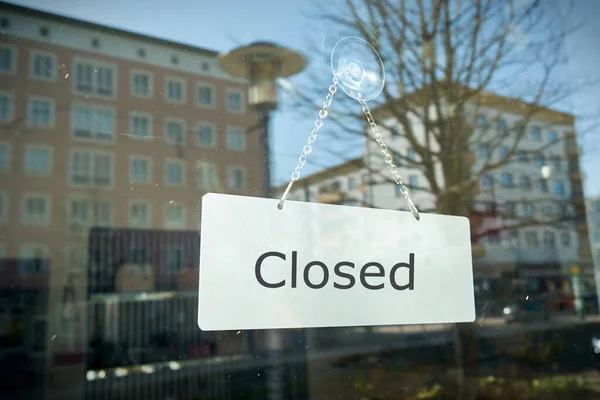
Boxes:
[357,95,421,221]
[278,76,339,209]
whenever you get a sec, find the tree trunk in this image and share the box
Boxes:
[437,192,478,400]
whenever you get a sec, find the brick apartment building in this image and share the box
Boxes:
[0,2,267,397]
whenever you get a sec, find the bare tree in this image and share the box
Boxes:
[290,0,596,398]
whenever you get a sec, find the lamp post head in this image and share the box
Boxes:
[219,42,306,112]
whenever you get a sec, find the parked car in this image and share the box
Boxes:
[503,300,551,324]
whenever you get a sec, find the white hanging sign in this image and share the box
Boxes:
[197,193,475,331]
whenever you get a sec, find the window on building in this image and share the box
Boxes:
[482,174,493,188]
[27,98,53,127]
[165,77,185,102]
[25,146,52,175]
[525,231,539,248]
[395,185,402,198]
[0,92,13,122]
[543,231,556,248]
[518,150,528,163]
[227,167,246,191]
[534,153,545,167]
[129,156,150,183]
[197,162,219,190]
[506,231,520,247]
[69,150,113,188]
[479,145,490,158]
[68,198,111,226]
[348,178,357,189]
[0,44,15,74]
[30,51,56,80]
[226,90,243,112]
[165,203,185,229]
[72,105,115,142]
[554,180,565,195]
[197,83,214,107]
[19,244,47,276]
[548,130,558,143]
[523,202,534,218]
[501,173,513,187]
[22,195,50,225]
[0,192,6,223]
[498,145,509,159]
[196,123,215,148]
[0,143,9,172]
[551,156,561,170]
[226,128,245,150]
[475,114,486,127]
[530,126,541,141]
[540,179,548,193]
[75,59,115,97]
[165,119,185,145]
[497,118,507,135]
[392,151,402,166]
[407,148,416,161]
[129,113,151,139]
[130,202,150,227]
[520,175,531,189]
[561,232,571,247]
[131,71,151,97]
[408,175,418,187]
[165,161,185,186]
[165,246,185,274]
[504,201,516,218]
[487,233,501,245]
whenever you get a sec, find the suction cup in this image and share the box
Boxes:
[331,36,385,101]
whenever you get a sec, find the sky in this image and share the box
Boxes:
[6,0,600,196]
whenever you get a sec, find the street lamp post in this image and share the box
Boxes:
[219,42,306,197]
[219,42,306,400]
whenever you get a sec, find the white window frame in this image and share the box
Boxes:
[0,91,14,123]
[66,195,113,227]
[196,82,215,109]
[227,166,247,191]
[0,43,17,75]
[0,191,7,224]
[226,126,246,151]
[164,158,186,187]
[128,111,153,141]
[68,148,115,189]
[129,200,151,228]
[196,122,216,148]
[197,161,220,191]
[29,50,57,81]
[19,243,49,276]
[164,76,186,104]
[130,69,153,98]
[164,203,186,229]
[72,56,117,100]
[0,141,10,172]
[21,193,52,226]
[66,245,87,275]
[27,96,55,128]
[70,103,116,143]
[164,117,186,146]
[226,88,245,113]
[129,155,152,184]
[24,144,53,176]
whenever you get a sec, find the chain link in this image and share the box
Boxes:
[357,95,421,220]
[278,76,339,209]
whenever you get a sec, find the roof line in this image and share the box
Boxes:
[274,158,364,191]
[0,1,219,57]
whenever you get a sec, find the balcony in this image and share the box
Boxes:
[316,191,344,204]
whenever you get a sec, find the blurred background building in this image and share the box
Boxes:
[277,90,594,317]
[0,2,275,399]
